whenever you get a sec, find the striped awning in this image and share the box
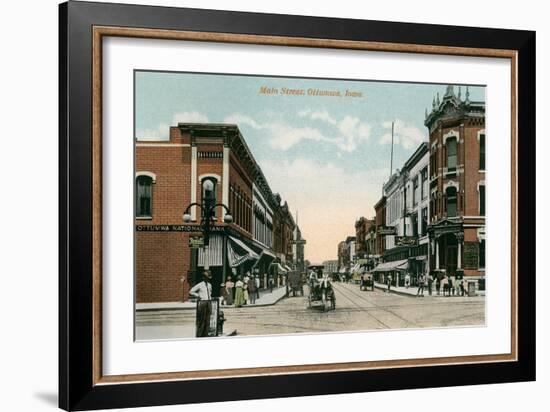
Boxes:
[227,236,259,267]
[372,259,409,272]
[197,235,223,267]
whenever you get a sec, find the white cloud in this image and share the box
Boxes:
[135,122,170,141]
[299,109,338,126]
[261,157,386,263]
[379,119,426,150]
[226,111,371,152]
[223,113,332,151]
[223,113,262,129]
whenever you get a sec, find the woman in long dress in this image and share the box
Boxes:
[234,277,245,308]
[225,278,235,306]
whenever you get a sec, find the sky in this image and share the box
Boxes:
[135,71,485,263]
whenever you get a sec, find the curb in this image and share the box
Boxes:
[374,284,421,297]
[137,290,288,312]
[374,284,484,298]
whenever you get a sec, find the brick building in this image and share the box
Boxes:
[374,196,387,257]
[425,86,486,290]
[337,240,349,271]
[354,217,375,259]
[135,123,296,303]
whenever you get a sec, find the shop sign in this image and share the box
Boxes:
[395,236,418,246]
[189,236,204,248]
[377,226,396,235]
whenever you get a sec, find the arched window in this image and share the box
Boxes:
[447,137,457,170]
[202,177,217,218]
[446,186,457,217]
[136,175,153,217]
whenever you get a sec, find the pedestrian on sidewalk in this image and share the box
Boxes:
[427,273,434,296]
[243,272,250,305]
[220,283,228,306]
[224,278,234,306]
[234,276,245,308]
[386,274,392,293]
[436,276,441,295]
[442,275,450,296]
[189,270,213,337]
[255,275,260,300]
[450,275,456,296]
[405,273,411,289]
[248,276,257,304]
[268,274,274,293]
[417,274,425,297]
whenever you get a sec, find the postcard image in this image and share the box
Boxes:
[133,71,486,340]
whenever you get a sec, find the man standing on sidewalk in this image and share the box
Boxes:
[255,275,260,300]
[417,273,425,297]
[427,273,434,296]
[189,270,213,337]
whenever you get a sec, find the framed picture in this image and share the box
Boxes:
[59,1,535,410]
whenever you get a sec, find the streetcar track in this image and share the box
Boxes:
[333,283,418,328]
[330,283,391,328]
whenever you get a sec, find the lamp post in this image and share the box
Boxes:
[183,202,233,271]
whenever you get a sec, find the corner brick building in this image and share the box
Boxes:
[135,123,296,303]
[425,86,486,290]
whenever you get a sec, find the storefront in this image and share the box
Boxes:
[372,259,409,286]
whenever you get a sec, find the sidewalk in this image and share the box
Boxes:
[136,286,288,311]
[374,282,485,298]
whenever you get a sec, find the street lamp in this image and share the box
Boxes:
[182,202,232,270]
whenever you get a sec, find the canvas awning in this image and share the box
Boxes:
[351,263,360,273]
[252,248,276,270]
[275,263,287,274]
[372,259,409,272]
[284,264,292,272]
[339,267,346,273]
[197,235,223,267]
[227,236,259,267]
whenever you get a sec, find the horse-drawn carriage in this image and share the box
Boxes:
[307,265,336,312]
[360,272,374,291]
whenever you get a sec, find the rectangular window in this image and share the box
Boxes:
[421,207,428,236]
[421,168,428,199]
[447,138,457,170]
[411,213,418,237]
[479,239,486,268]
[447,188,457,217]
[479,133,486,170]
[413,177,419,206]
[479,185,486,216]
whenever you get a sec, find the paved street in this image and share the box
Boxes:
[136,282,485,340]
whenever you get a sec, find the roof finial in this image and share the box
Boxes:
[458,86,462,100]
[445,85,455,97]
[432,96,436,109]
[465,86,470,104]
[436,92,440,106]
[425,107,428,119]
